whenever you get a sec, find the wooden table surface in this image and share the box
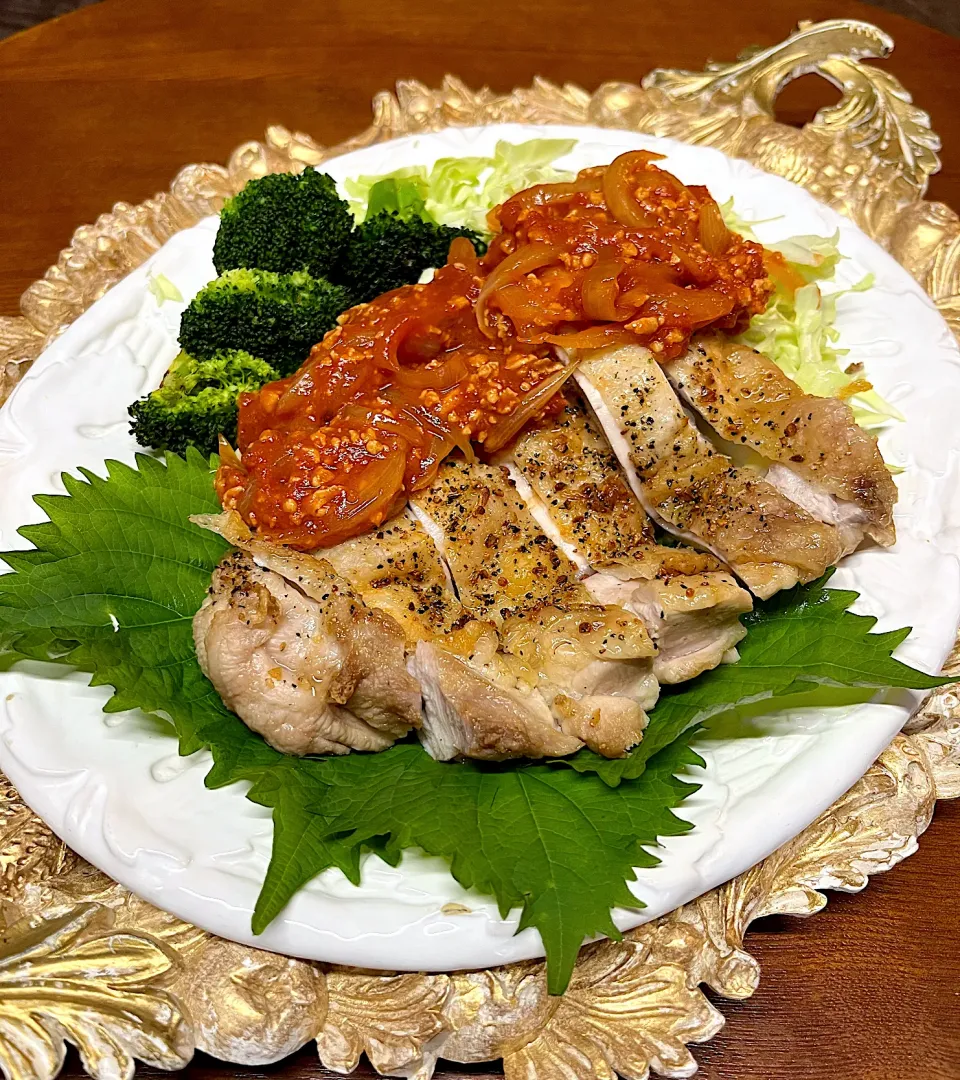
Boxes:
[2,1,960,1077]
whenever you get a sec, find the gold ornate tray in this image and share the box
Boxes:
[1,18,959,1079]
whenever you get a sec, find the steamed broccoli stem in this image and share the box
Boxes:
[213,170,354,279]
[341,212,487,304]
[179,268,351,376]
[128,349,279,456]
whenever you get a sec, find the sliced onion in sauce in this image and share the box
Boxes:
[543,325,636,350]
[401,406,455,442]
[618,285,650,309]
[667,242,716,285]
[273,365,316,416]
[490,282,550,331]
[498,175,605,228]
[406,428,476,493]
[446,234,481,269]
[482,359,582,453]
[475,243,565,337]
[394,354,468,391]
[581,254,627,322]
[381,391,460,442]
[441,427,478,464]
[620,259,685,294]
[656,288,735,327]
[602,151,666,229]
[218,434,244,470]
[374,315,419,372]
[698,200,730,254]
[338,404,428,450]
[330,452,407,540]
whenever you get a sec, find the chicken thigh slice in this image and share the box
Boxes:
[412,642,583,760]
[322,512,591,760]
[584,570,751,683]
[194,549,420,756]
[665,333,896,548]
[575,344,845,599]
[508,398,752,682]
[410,459,656,756]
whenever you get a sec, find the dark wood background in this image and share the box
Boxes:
[1,0,959,1077]
[0,0,958,39]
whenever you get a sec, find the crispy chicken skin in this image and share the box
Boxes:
[193,549,421,756]
[575,345,846,599]
[508,399,720,579]
[410,459,656,755]
[665,333,896,547]
[321,512,596,760]
[509,399,752,681]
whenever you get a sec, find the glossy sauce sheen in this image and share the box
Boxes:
[218,152,773,549]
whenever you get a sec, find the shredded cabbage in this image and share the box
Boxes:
[721,201,902,430]
[362,170,431,221]
[345,162,898,432]
[344,139,576,232]
[147,272,183,305]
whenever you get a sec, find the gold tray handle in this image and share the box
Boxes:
[645,19,898,110]
[599,19,940,239]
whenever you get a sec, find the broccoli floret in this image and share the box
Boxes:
[341,213,487,304]
[213,170,354,279]
[128,349,279,456]
[179,268,351,376]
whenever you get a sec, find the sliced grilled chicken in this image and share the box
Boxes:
[575,344,846,599]
[321,511,474,645]
[197,511,593,762]
[585,570,752,683]
[508,399,752,681]
[410,459,587,622]
[496,603,659,748]
[193,546,421,756]
[507,399,720,579]
[320,512,587,760]
[412,642,583,760]
[665,333,896,548]
[410,459,657,754]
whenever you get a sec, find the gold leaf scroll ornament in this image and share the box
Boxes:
[0,904,192,1079]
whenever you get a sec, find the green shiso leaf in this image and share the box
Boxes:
[0,450,694,993]
[0,451,945,991]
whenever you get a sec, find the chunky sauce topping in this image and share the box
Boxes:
[480,150,771,354]
[219,151,773,549]
[217,246,561,548]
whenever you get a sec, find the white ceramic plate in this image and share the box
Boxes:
[1,123,959,973]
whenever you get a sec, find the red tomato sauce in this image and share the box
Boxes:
[479,150,771,354]
[218,151,773,549]
[217,245,561,548]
